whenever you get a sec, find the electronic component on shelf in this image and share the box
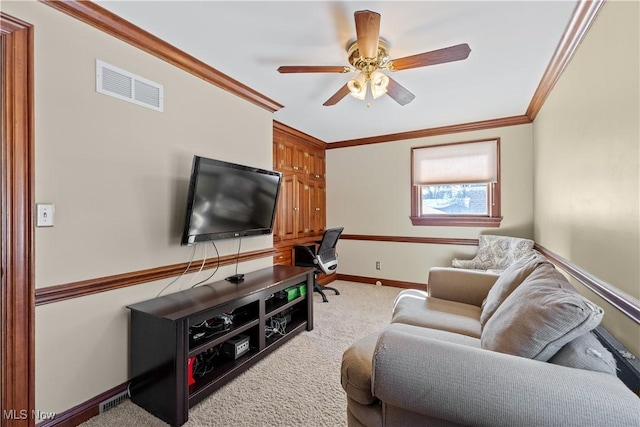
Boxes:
[192,347,220,378]
[222,335,250,360]
[188,315,233,347]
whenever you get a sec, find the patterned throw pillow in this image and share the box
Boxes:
[452,235,534,272]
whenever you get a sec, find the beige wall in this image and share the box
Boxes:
[3,0,274,416]
[533,1,640,354]
[326,124,534,284]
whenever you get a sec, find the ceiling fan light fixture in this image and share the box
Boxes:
[370,70,389,99]
[347,72,367,100]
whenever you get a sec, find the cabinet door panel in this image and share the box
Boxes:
[308,181,325,235]
[296,174,309,236]
[277,173,296,240]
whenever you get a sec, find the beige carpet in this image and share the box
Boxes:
[80,281,402,427]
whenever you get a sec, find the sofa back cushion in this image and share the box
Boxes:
[480,251,551,327]
[481,264,604,361]
[549,331,617,375]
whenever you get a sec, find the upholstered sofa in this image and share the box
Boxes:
[341,252,640,426]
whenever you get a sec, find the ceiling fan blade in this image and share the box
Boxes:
[386,77,415,106]
[323,84,351,106]
[354,10,380,58]
[277,66,350,74]
[389,43,471,71]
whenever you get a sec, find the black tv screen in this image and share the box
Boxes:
[180,156,282,245]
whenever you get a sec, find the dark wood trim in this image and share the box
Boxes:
[37,382,129,427]
[1,13,36,427]
[535,243,640,325]
[409,138,502,227]
[326,115,530,149]
[336,274,427,292]
[340,234,479,246]
[273,121,327,150]
[35,248,276,306]
[409,215,503,227]
[38,0,283,113]
[525,0,605,121]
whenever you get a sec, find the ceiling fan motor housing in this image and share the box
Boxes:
[347,38,390,73]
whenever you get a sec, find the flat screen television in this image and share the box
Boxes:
[180,155,282,245]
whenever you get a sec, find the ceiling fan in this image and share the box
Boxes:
[278,10,471,107]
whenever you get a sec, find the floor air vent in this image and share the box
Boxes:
[96,60,163,112]
[98,389,129,414]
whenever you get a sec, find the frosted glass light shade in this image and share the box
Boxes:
[347,73,367,100]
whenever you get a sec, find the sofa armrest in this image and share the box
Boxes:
[372,327,640,426]
[427,267,499,306]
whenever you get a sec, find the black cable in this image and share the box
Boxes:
[234,236,242,276]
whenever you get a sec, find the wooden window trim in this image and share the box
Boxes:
[410,138,502,227]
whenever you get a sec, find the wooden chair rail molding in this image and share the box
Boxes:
[534,244,640,325]
[340,234,479,246]
[34,248,275,306]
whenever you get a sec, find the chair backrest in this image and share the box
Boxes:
[317,227,344,254]
[315,227,344,274]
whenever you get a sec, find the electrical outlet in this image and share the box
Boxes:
[375,261,381,270]
[36,203,54,227]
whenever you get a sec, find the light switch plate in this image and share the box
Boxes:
[36,203,54,227]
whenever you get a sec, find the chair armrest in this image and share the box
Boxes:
[372,328,640,426]
[427,267,499,306]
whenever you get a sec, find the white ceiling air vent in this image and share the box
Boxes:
[96,59,163,112]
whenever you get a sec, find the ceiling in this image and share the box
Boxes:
[94,1,578,143]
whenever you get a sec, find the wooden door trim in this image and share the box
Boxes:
[1,12,36,427]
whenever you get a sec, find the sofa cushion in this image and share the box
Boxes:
[452,234,534,272]
[481,264,604,361]
[549,331,617,375]
[392,290,482,338]
[480,251,552,327]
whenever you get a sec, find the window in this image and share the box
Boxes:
[410,138,502,227]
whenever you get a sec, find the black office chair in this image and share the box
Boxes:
[294,227,344,302]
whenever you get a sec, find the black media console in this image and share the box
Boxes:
[127,265,314,426]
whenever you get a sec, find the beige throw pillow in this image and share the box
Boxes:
[480,251,551,327]
[481,264,604,361]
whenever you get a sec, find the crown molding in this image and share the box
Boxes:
[326,115,530,149]
[39,0,284,113]
[274,120,327,149]
[526,0,605,121]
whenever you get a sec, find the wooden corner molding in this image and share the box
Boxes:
[38,0,283,113]
[1,11,36,426]
[526,0,605,121]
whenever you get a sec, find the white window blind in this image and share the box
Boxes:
[412,139,498,185]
